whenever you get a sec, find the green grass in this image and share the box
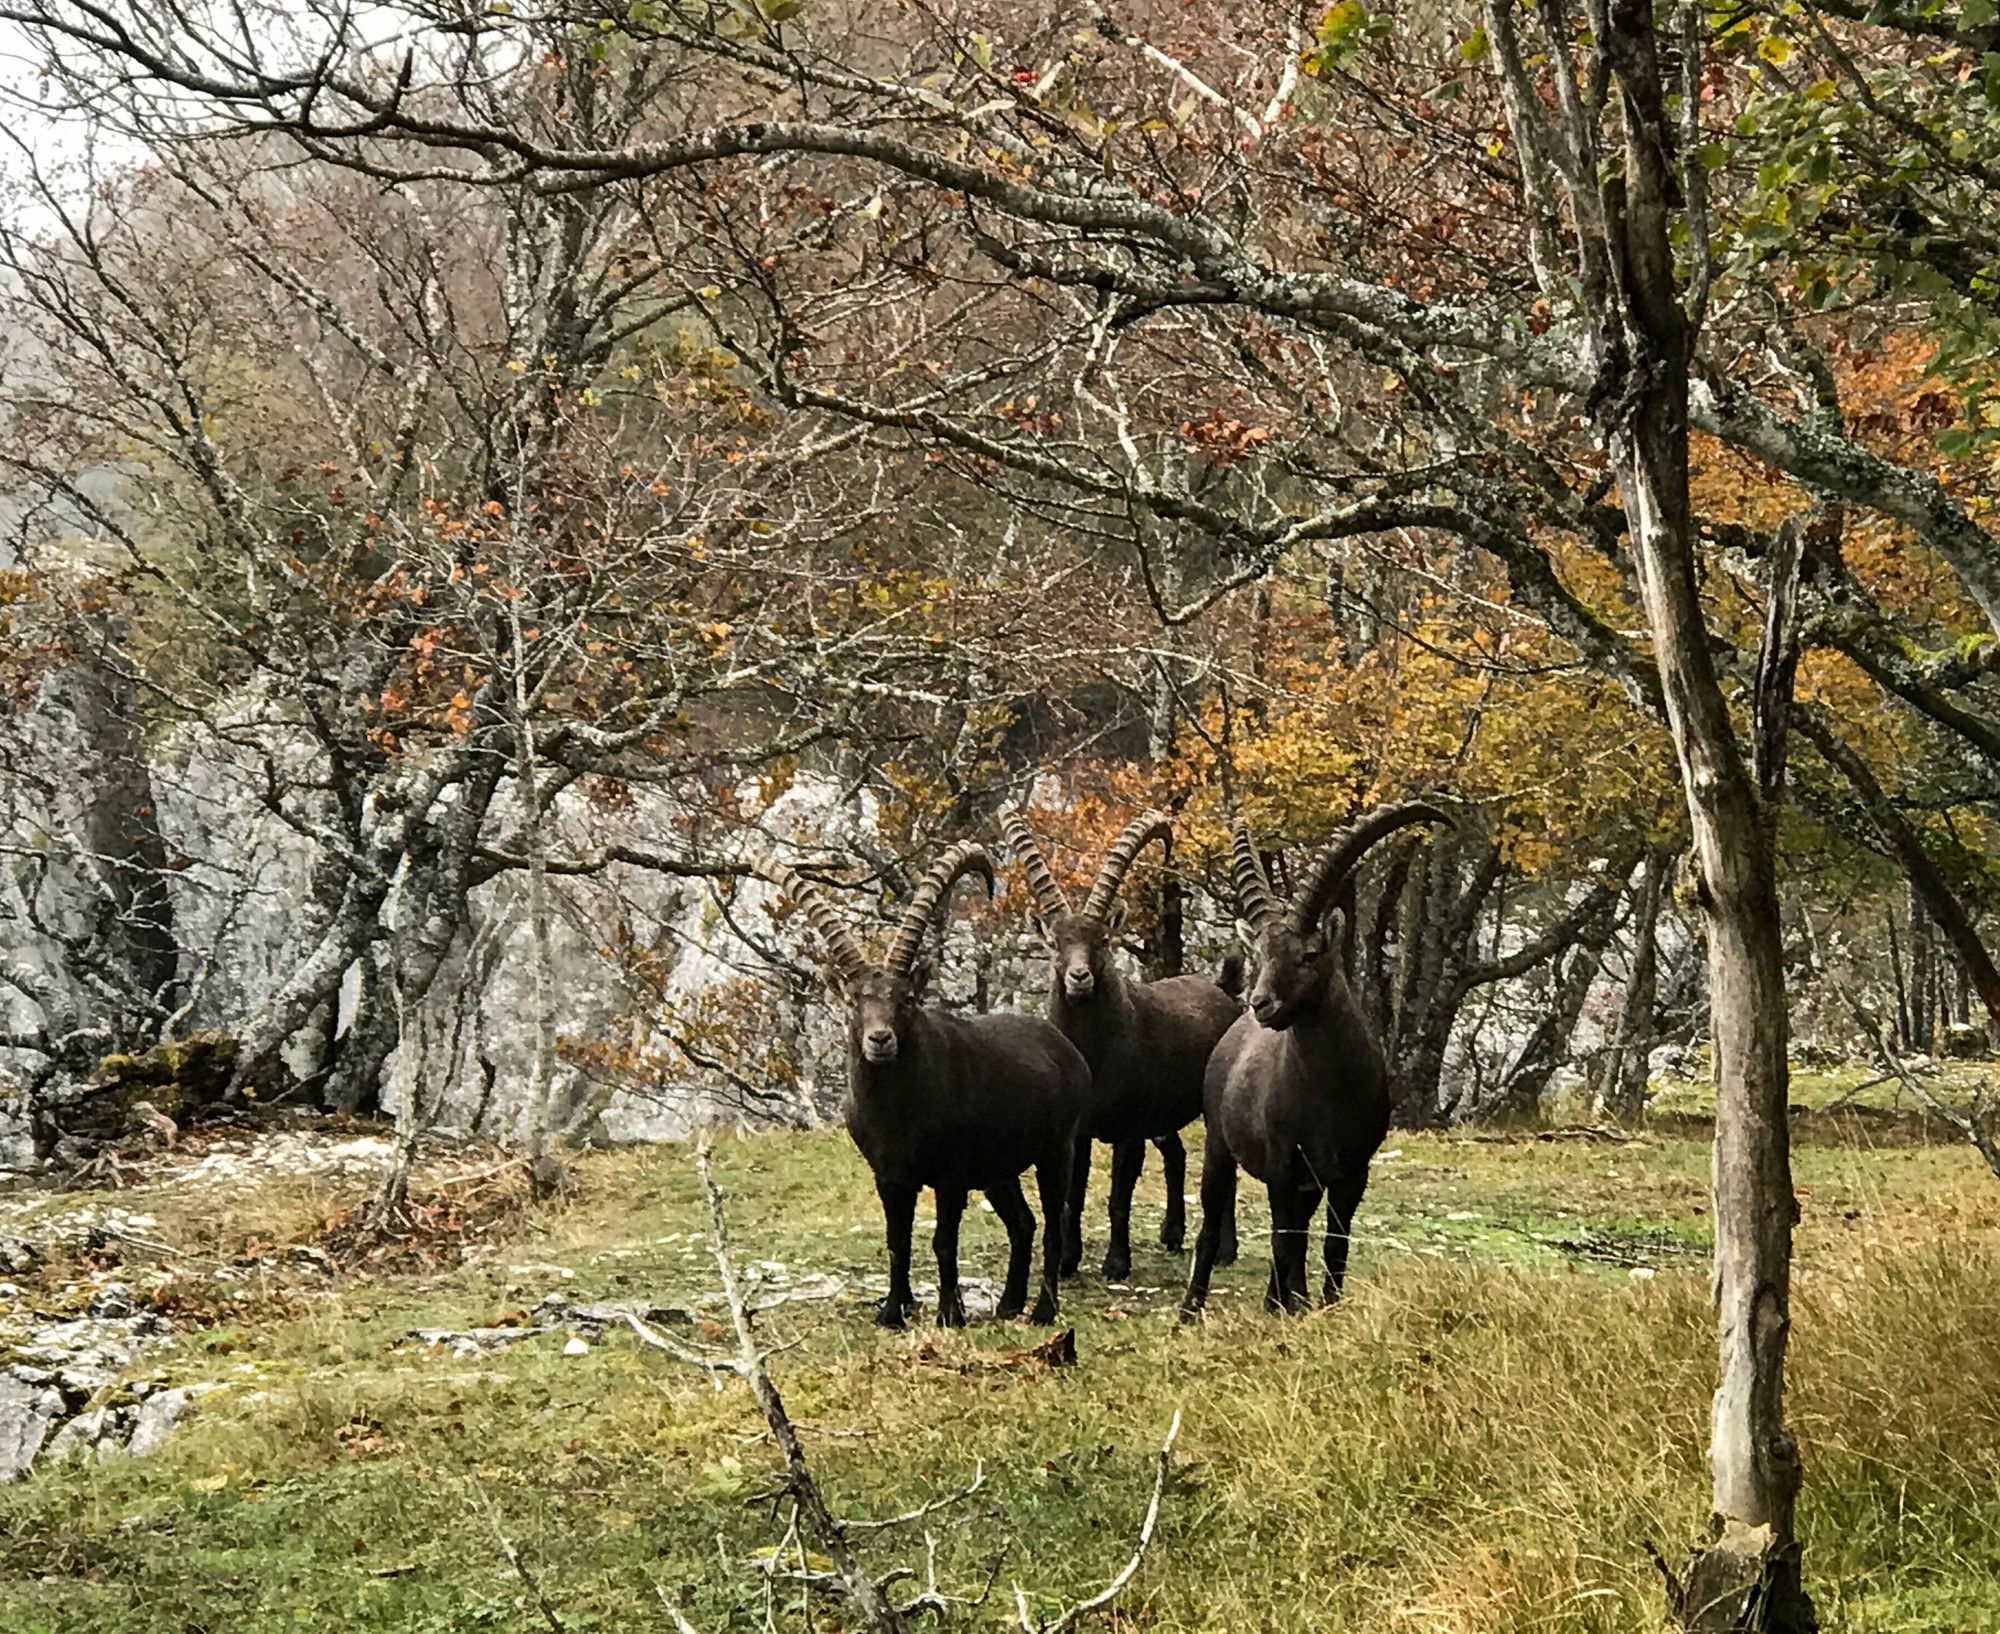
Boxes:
[0,1119,1996,1633]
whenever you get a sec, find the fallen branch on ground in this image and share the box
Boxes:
[470,1478,568,1634]
[1012,1408,1182,1634]
[692,1135,914,1633]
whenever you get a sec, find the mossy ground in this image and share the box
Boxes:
[0,1113,1994,1633]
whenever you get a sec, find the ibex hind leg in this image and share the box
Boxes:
[1156,1132,1187,1252]
[987,1175,1036,1320]
[1030,1146,1072,1325]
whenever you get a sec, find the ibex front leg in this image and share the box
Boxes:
[1102,1138,1145,1282]
[875,1179,918,1328]
[1031,1146,1070,1324]
[1179,1126,1237,1321]
[932,1185,969,1328]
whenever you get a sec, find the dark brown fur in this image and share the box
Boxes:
[1181,802,1451,1319]
[765,846,1087,1328]
[1005,813,1244,1281]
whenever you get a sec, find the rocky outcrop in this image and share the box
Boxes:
[0,1281,200,1481]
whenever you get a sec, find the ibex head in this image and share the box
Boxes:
[1232,801,1452,1030]
[1002,811,1172,1004]
[761,842,996,1064]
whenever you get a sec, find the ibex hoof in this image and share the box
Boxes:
[936,1293,967,1329]
[1028,1294,1059,1325]
[1100,1251,1131,1282]
[874,1297,912,1329]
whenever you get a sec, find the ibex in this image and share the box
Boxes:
[1181,801,1451,1320]
[1003,812,1243,1282]
[763,843,1087,1329]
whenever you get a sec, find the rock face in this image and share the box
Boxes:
[4,746,1103,1149]
[43,1383,196,1467]
[0,1371,67,1482]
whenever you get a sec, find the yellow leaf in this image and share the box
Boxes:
[1757,34,1794,64]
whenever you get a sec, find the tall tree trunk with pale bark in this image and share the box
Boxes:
[1529,0,1816,1621]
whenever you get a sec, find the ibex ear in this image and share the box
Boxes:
[1322,908,1348,948]
[1234,917,1258,950]
[1104,899,1126,934]
[906,957,934,995]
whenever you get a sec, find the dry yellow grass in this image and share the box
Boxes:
[0,1122,1992,1631]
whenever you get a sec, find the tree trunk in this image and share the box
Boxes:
[1601,845,1672,1122]
[1142,651,1187,982]
[1622,409,1810,1627]
[1581,6,1814,1619]
[1910,886,1935,1054]
[1886,906,1911,1051]
[1486,936,1608,1121]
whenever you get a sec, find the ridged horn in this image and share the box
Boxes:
[1290,800,1454,933]
[1230,820,1282,929]
[1081,811,1174,920]
[886,842,997,975]
[759,859,870,982]
[1001,812,1070,922]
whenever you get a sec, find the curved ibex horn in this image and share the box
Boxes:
[1231,820,1283,930]
[1290,799,1454,933]
[1001,813,1070,922]
[759,859,871,982]
[886,842,998,976]
[1080,811,1173,920]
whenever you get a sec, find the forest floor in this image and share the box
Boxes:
[0,1078,1995,1634]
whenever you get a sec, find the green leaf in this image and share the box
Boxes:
[1459,26,1490,62]
[1938,428,1976,457]
[1314,0,1390,66]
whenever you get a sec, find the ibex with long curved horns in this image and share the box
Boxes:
[1003,811,1244,1281]
[1182,800,1451,1320]
[762,843,1087,1328]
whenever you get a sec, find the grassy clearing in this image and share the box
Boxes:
[0,1119,1995,1633]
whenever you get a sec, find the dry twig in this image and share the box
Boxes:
[470,1479,568,1634]
[1012,1408,1182,1634]
[1804,915,2000,1180]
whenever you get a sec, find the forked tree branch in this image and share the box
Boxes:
[1012,1408,1182,1634]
